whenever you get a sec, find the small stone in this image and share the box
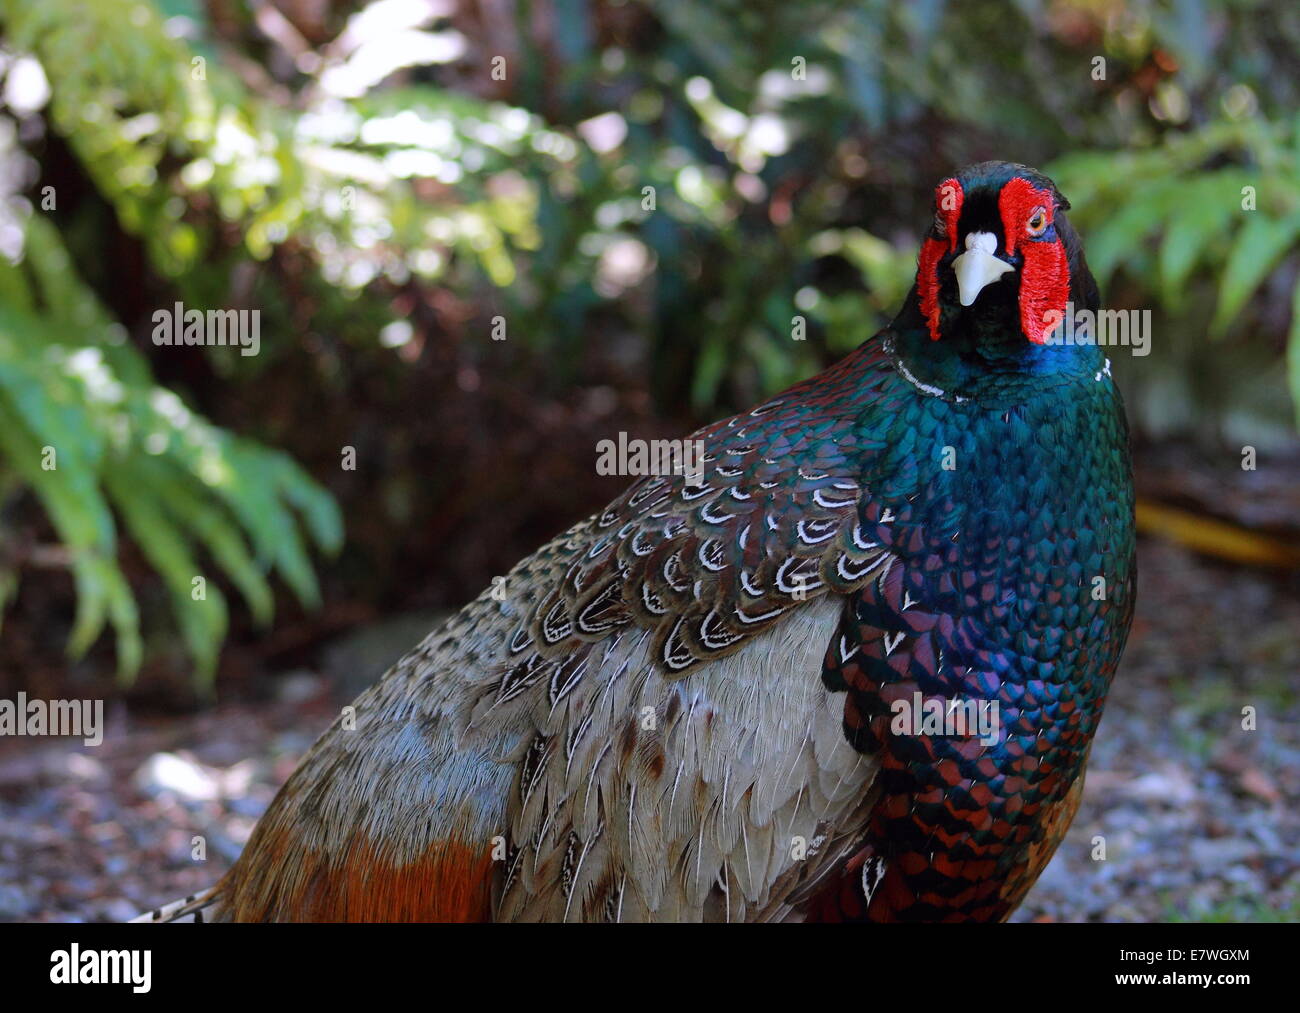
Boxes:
[133,753,220,802]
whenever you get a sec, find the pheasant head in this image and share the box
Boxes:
[913,161,1096,348]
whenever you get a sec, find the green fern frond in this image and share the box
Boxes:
[0,216,340,683]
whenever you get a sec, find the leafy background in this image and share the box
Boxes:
[0,0,1297,696]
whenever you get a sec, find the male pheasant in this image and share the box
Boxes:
[143,161,1135,923]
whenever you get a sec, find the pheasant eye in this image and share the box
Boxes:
[1026,207,1048,236]
[933,211,947,237]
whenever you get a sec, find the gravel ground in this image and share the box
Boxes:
[2,538,1296,923]
[0,688,335,923]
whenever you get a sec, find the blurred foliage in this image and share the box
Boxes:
[0,212,342,686]
[1053,115,1300,438]
[0,0,1298,686]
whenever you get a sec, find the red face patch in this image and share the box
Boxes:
[918,178,963,341]
[998,177,1070,345]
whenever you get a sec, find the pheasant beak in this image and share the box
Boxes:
[951,231,1014,307]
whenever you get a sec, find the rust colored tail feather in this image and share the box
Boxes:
[133,837,495,923]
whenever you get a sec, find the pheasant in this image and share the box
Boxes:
[140,161,1135,923]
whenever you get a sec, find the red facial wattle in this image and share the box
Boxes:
[997,176,1070,345]
[917,178,963,342]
